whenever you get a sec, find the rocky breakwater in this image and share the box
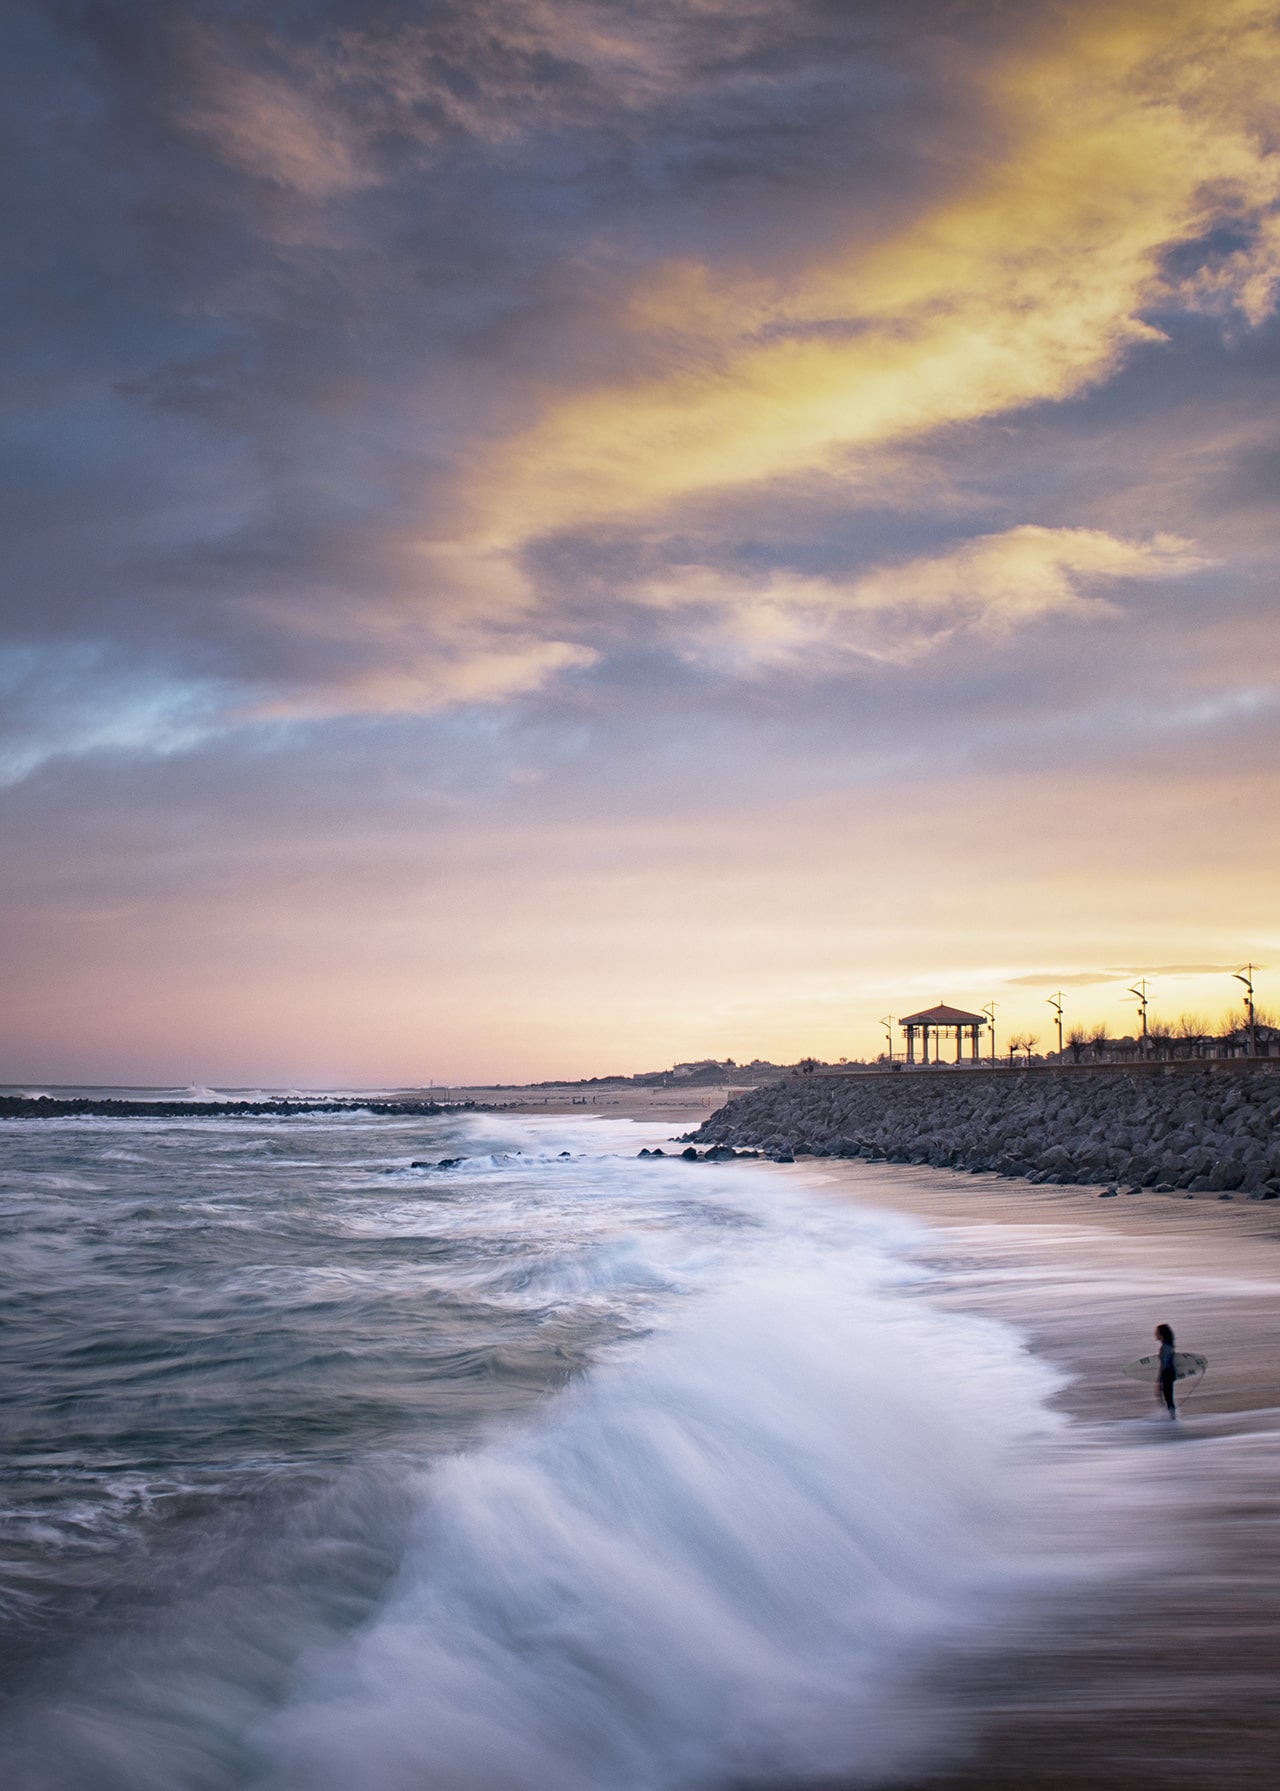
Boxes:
[688,1064,1280,1197]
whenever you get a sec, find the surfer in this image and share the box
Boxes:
[1155,1322,1177,1419]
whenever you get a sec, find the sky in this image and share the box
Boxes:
[2,0,1278,1085]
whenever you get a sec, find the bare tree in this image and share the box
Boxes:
[1211,1004,1276,1056]
[1066,1025,1088,1064]
[1174,1012,1210,1060]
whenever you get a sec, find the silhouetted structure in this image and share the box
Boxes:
[899,1003,987,1066]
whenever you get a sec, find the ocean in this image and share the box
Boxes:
[2,1102,1272,1789]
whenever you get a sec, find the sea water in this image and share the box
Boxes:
[0,1107,1134,1789]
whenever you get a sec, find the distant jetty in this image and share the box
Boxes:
[0,1096,462,1120]
[690,1063,1280,1196]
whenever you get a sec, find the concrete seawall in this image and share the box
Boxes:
[689,1063,1280,1196]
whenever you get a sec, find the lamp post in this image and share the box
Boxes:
[1047,991,1064,1061]
[880,1015,894,1065]
[983,1000,997,1068]
[1234,965,1256,1057]
[1128,979,1151,1057]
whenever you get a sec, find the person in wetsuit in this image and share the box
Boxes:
[1155,1322,1177,1419]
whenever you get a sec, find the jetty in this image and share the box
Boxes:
[690,1061,1280,1195]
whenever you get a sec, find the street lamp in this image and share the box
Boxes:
[1128,979,1151,1057]
[1047,991,1064,1061]
[1234,965,1256,1057]
[880,1015,895,1065]
[983,1000,997,1068]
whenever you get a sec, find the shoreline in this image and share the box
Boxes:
[791,1156,1280,1790]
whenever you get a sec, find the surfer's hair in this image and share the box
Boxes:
[1155,1322,1174,1344]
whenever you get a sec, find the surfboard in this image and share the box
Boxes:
[1122,1350,1208,1386]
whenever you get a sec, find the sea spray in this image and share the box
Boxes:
[1,1111,1094,1790]
[255,1237,1065,1791]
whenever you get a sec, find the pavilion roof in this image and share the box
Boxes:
[899,1003,987,1026]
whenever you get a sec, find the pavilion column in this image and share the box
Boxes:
[899,1006,988,1071]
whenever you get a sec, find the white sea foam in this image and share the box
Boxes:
[252,1165,1066,1791]
[0,1114,1120,1791]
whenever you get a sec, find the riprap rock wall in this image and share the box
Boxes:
[690,1065,1280,1195]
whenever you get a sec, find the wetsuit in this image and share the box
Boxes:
[1158,1338,1177,1417]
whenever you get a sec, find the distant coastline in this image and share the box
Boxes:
[0,1095,458,1120]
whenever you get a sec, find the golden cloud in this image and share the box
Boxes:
[633,526,1206,670]
[185,0,1278,715]
[460,0,1280,548]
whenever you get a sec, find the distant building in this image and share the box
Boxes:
[1223,1023,1279,1059]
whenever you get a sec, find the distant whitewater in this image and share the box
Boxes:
[2,1106,1113,1789]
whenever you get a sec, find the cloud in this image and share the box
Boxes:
[183,56,372,199]
[3,0,1278,759]
[1117,963,1262,977]
[0,645,229,785]
[174,0,814,200]
[453,0,1280,553]
[1005,972,1125,988]
[1006,962,1253,987]
[249,636,597,720]
[1177,213,1280,330]
[628,526,1205,670]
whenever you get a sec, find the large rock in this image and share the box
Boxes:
[688,1065,1279,1197]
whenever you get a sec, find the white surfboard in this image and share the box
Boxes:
[1122,1350,1208,1386]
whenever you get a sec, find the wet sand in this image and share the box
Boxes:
[797,1162,1280,1790]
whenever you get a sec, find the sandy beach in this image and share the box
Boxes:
[455,1082,753,1126]
[783,1160,1280,1790]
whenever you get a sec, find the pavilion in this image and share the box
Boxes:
[900,1002,987,1065]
